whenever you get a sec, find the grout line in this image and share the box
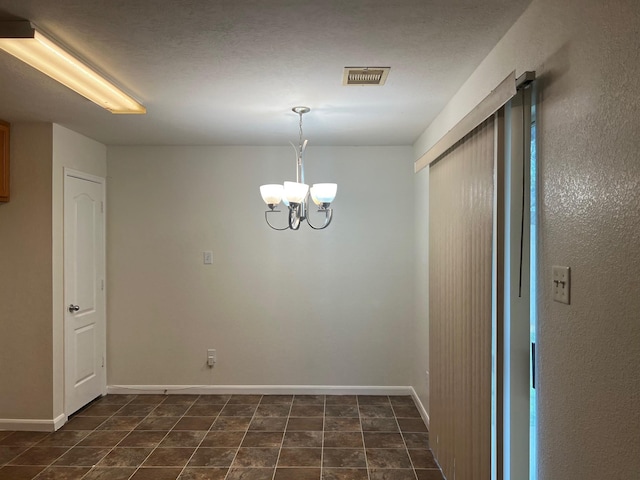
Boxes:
[180,394,235,480]
[357,395,373,480]
[271,395,295,480]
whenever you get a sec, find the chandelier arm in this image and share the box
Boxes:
[306,208,333,230]
[264,210,290,231]
[288,204,302,230]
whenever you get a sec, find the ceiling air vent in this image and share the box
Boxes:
[343,67,390,86]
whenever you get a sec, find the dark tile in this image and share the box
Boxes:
[0,465,44,479]
[61,417,109,431]
[408,448,438,468]
[200,431,244,448]
[357,395,390,405]
[0,432,48,446]
[254,404,290,417]
[277,447,321,467]
[273,467,320,480]
[134,416,180,431]
[324,405,359,418]
[173,417,215,431]
[292,395,324,405]
[359,405,394,418]
[322,468,368,480]
[324,418,361,432]
[363,432,405,448]
[285,417,322,431]
[118,431,167,447]
[161,395,199,405]
[0,446,27,465]
[185,404,223,416]
[114,404,156,417]
[392,405,421,418]
[83,466,137,479]
[78,430,128,447]
[248,417,287,432]
[232,447,279,468]
[369,469,417,480]
[290,405,324,417]
[9,446,68,465]
[323,432,363,448]
[0,433,13,442]
[397,418,428,433]
[225,467,273,480]
[365,449,412,469]
[97,447,152,466]
[325,395,357,406]
[402,432,429,448]
[227,395,262,405]
[130,395,167,405]
[160,431,206,448]
[415,470,445,480]
[143,447,195,466]
[188,448,237,467]
[259,395,293,405]
[53,447,110,466]
[94,395,136,405]
[361,418,398,432]
[210,417,251,431]
[96,416,144,430]
[194,395,231,405]
[34,466,90,479]
[322,448,366,468]
[389,396,415,407]
[151,404,190,417]
[220,405,257,417]
[282,431,322,448]
[77,404,123,417]
[37,431,90,447]
[241,432,283,447]
[130,467,182,479]
[179,467,228,479]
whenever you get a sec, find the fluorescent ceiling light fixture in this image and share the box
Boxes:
[0,21,146,114]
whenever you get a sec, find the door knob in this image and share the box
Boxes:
[68,304,80,313]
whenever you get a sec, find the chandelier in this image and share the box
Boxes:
[259,107,337,230]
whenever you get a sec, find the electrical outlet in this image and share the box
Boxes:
[207,349,217,367]
[203,251,213,265]
[552,265,570,304]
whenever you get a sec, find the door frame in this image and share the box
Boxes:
[63,168,107,416]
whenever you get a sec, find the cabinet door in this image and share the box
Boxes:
[0,120,8,203]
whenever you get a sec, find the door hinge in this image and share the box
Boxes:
[101,279,104,291]
[102,356,105,368]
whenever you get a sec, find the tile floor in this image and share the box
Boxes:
[0,394,444,480]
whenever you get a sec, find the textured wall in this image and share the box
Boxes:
[0,124,53,419]
[414,0,640,478]
[106,146,415,388]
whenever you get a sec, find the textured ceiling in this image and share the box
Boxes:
[0,0,531,146]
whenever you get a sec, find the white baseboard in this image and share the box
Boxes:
[409,386,430,428]
[107,385,414,396]
[0,413,66,432]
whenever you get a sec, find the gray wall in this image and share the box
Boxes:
[106,146,416,388]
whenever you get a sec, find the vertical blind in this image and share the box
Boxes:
[429,116,496,480]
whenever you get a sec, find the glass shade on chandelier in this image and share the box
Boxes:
[259,107,337,230]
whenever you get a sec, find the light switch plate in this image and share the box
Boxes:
[203,251,213,265]
[552,265,570,304]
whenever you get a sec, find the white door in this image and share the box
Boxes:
[64,170,106,416]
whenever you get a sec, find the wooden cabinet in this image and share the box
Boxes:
[0,120,8,203]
